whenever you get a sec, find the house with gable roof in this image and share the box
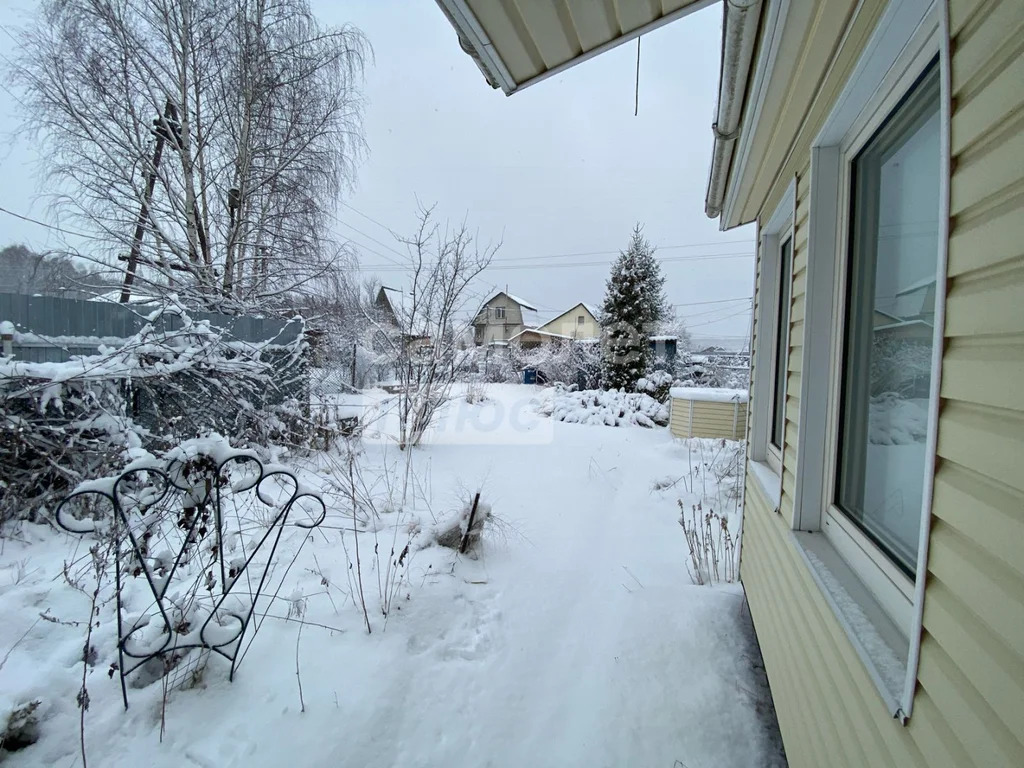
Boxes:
[472,290,543,346]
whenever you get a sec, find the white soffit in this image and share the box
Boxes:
[436,0,715,95]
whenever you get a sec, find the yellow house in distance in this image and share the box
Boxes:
[538,302,599,340]
[435,1,1024,766]
[505,301,600,349]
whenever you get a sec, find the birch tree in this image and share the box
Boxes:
[12,0,368,311]
[367,207,498,452]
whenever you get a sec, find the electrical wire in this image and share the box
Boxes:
[355,251,753,273]
[0,205,95,240]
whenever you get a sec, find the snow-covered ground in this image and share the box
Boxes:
[0,384,784,767]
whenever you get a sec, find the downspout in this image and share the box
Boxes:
[705,0,763,220]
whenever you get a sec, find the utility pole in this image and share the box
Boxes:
[120,99,179,303]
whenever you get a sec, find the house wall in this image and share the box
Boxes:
[539,305,599,339]
[740,1,1024,766]
[474,294,527,345]
[669,398,747,440]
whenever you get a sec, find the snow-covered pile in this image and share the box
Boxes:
[869,393,929,444]
[635,370,673,401]
[536,387,669,428]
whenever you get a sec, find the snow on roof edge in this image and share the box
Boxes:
[508,328,571,341]
[669,387,749,403]
[503,292,538,311]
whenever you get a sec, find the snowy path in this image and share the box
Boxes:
[0,385,784,768]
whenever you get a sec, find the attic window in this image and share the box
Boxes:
[577,315,585,324]
[494,307,506,319]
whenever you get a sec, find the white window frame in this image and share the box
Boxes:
[793,0,947,721]
[494,306,506,320]
[749,179,796,497]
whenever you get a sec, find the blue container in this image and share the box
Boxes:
[523,367,537,385]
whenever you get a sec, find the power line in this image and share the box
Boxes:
[483,238,753,265]
[680,303,752,321]
[671,296,750,308]
[0,205,95,240]
[355,251,753,273]
[0,202,409,275]
[685,307,752,329]
[335,218,407,260]
[341,202,402,236]
[335,201,754,273]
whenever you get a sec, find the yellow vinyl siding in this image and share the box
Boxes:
[537,303,599,339]
[779,163,810,517]
[935,3,1024,757]
[740,0,1024,765]
[740,482,931,767]
[669,398,747,440]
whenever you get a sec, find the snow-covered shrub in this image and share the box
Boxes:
[536,387,669,428]
[1,308,308,526]
[479,345,522,384]
[1,368,146,527]
[464,378,488,404]
[869,393,928,445]
[432,494,491,556]
[677,350,750,390]
[636,370,673,402]
[567,339,602,390]
[481,339,603,388]
[0,699,41,754]
[871,336,931,398]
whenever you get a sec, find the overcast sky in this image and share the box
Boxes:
[0,0,755,343]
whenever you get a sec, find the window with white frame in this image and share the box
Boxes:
[769,236,793,455]
[494,306,506,320]
[749,182,795,487]
[832,61,941,580]
[792,0,944,719]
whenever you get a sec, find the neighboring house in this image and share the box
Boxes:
[895,276,938,325]
[436,1,1024,767]
[472,291,542,346]
[507,328,566,350]
[374,286,432,361]
[508,302,600,349]
[374,286,401,327]
[537,302,600,340]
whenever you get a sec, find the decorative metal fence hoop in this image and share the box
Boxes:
[55,438,325,709]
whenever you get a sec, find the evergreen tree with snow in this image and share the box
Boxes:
[600,225,668,391]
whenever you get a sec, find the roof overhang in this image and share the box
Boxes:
[435,0,716,95]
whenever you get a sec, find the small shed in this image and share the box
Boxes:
[668,387,748,440]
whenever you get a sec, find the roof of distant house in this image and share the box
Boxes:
[520,307,544,328]
[895,275,937,296]
[539,302,599,330]
[473,291,541,325]
[508,328,571,343]
[874,319,934,332]
[503,292,538,310]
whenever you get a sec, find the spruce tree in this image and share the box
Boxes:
[600,225,668,391]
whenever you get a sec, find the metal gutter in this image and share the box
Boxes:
[705,0,764,220]
[435,0,517,94]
